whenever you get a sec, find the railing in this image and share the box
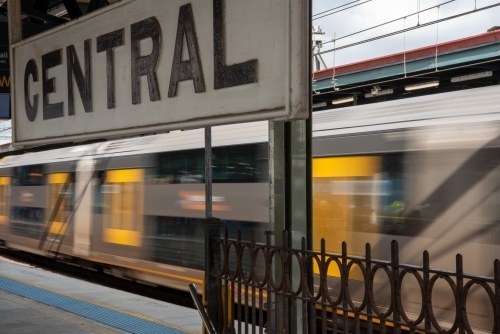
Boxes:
[206,227,500,334]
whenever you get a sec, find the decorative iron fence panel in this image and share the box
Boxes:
[210,229,500,334]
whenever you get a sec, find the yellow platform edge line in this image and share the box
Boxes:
[0,273,198,334]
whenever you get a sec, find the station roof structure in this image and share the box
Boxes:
[312,28,500,110]
[0,0,120,24]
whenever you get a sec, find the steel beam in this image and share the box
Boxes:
[29,0,50,23]
[87,0,106,13]
[0,5,68,24]
[33,0,49,12]
[286,117,312,334]
[7,0,22,44]
[268,116,312,334]
[23,7,68,23]
[62,0,82,19]
[269,120,286,334]
[269,121,286,240]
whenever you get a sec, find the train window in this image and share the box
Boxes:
[144,216,268,271]
[144,216,205,270]
[154,149,204,184]
[379,154,407,231]
[150,143,268,184]
[10,206,44,238]
[93,171,105,213]
[102,169,144,247]
[13,165,44,186]
[212,144,268,183]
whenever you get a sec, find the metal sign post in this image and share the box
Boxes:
[204,126,222,333]
[269,117,312,334]
[205,127,212,219]
[269,2,312,330]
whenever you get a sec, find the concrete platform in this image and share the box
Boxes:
[0,256,201,334]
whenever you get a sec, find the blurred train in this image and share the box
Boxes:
[0,84,499,332]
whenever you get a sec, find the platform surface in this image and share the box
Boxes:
[0,256,201,334]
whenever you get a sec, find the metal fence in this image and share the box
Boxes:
[204,223,500,334]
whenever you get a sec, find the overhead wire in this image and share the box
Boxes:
[318,2,500,55]
[313,0,365,17]
[313,0,373,20]
[322,0,454,45]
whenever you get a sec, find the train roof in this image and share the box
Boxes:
[313,84,500,137]
[0,121,267,168]
[3,84,500,169]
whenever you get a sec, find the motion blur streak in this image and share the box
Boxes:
[0,86,498,331]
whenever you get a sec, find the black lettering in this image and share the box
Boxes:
[168,4,205,98]
[213,0,257,89]
[24,59,38,122]
[67,40,92,115]
[97,29,124,109]
[42,49,63,120]
[130,17,161,104]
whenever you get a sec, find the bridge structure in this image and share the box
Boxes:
[312,27,500,110]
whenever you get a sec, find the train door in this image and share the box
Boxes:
[313,156,381,275]
[73,157,94,257]
[45,173,73,251]
[102,169,144,247]
[0,176,10,228]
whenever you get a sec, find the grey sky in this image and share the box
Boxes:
[312,0,500,68]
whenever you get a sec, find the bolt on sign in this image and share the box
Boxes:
[11,0,310,147]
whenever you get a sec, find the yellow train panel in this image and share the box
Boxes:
[48,173,71,184]
[103,228,142,247]
[0,176,10,186]
[106,169,143,183]
[0,177,10,225]
[313,156,380,178]
[48,221,67,235]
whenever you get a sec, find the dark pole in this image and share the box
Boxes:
[205,127,212,219]
[205,126,221,333]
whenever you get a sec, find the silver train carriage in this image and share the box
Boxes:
[0,85,498,332]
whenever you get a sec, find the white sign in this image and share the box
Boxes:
[11,0,310,146]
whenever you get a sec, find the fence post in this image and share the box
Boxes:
[494,259,500,334]
[365,243,373,334]
[423,251,431,331]
[456,254,464,334]
[391,240,401,334]
[342,241,349,333]
[265,231,277,334]
[206,217,222,333]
